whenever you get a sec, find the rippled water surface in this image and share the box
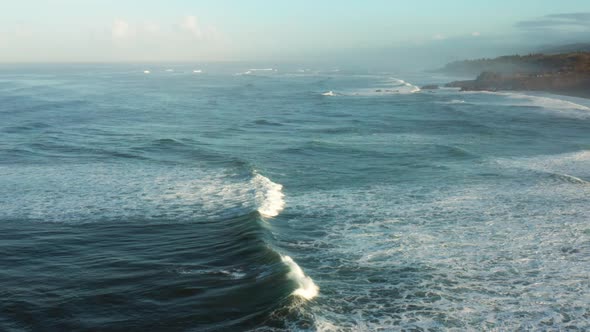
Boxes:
[1,65,589,331]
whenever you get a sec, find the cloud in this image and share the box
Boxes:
[181,16,203,39]
[112,19,134,40]
[516,12,590,30]
[432,33,447,41]
[143,22,161,34]
[180,16,220,41]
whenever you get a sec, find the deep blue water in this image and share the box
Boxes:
[1,65,590,331]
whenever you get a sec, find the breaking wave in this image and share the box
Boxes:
[337,77,421,96]
[253,172,286,218]
[504,93,590,111]
[281,255,320,300]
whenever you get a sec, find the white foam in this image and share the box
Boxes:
[249,68,276,72]
[235,70,252,76]
[219,269,247,279]
[143,70,151,74]
[193,69,203,74]
[437,99,466,105]
[281,255,319,300]
[322,91,336,96]
[342,77,421,96]
[408,85,421,93]
[391,78,406,85]
[402,81,421,93]
[460,90,590,115]
[285,154,590,329]
[393,77,421,93]
[553,173,590,184]
[177,268,246,279]
[504,93,590,111]
[495,149,590,185]
[0,165,287,223]
[252,173,285,218]
[236,68,277,76]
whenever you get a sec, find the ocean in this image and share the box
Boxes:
[1,64,589,331]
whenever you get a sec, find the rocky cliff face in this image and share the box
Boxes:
[439,52,590,76]
[442,52,590,98]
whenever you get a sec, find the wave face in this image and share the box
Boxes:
[1,65,590,331]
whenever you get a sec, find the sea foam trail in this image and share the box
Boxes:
[394,78,421,93]
[461,90,590,114]
[281,255,320,300]
[501,93,590,112]
[346,77,421,96]
[252,173,285,218]
[236,68,277,76]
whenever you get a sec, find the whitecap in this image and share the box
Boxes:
[248,68,276,72]
[281,255,319,300]
[342,77,421,96]
[252,172,285,218]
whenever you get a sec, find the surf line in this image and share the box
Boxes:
[253,172,320,300]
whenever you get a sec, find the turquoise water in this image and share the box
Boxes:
[1,65,589,331]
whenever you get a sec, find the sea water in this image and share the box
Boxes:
[1,64,589,331]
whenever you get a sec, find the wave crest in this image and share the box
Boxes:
[281,255,319,300]
[252,172,285,218]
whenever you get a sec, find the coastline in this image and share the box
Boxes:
[451,87,590,100]
[541,89,590,100]
[435,52,590,101]
[444,76,590,100]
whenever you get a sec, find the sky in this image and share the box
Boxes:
[1,0,590,65]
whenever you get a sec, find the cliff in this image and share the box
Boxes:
[442,52,590,98]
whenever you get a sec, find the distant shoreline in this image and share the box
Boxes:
[434,52,590,100]
[443,83,590,100]
[444,76,590,100]
[538,89,590,100]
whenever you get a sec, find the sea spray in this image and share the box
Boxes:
[281,255,320,300]
[252,173,286,218]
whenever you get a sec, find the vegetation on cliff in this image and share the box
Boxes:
[441,52,590,98]
[439,52,590,76]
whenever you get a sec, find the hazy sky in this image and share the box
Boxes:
[1,0,590,63]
